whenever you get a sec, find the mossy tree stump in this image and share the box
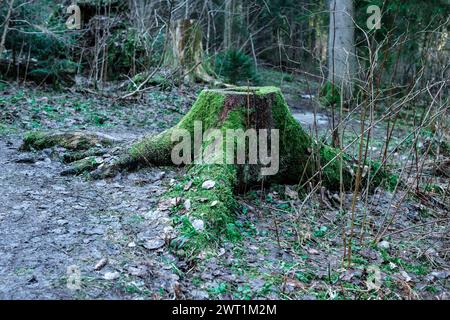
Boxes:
[22,87,388,256]
[114,87,355,187]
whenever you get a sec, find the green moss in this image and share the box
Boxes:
[319,144,353,189]
[319,81,341,106]
[367,160,398,191]
[61,156,101,176]
[168,163,239,258]
[129,129,174,165]
[21,131,116,152]
[21,131,50,150]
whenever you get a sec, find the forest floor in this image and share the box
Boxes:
[0,73,448,300]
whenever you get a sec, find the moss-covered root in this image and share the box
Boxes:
[60,156,104,176]
[21,131,118,151]
[168,163,239,258]
[87,129,176,179]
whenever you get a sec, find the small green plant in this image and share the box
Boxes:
[215,50,259,85]
[319,81,340,106]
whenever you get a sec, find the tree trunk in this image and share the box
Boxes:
[168,19,214,83]
[0,0,15,59]
[223,0,233,50]
[328,0,356,97]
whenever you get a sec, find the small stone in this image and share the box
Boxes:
[191,219,205,232]
[153,171,166,181]
[400,271,412,282]
[170,197,183,206]
[201,180,215,190]
[94,258,108,271]
[184,180,193,191]
[377,240,390,250]
[210,200,219,207]
[184,199,191,211]
[431,271,449,279]
[285,186,298,199]
[389,262,397,270]
[143,239,165,250]
[308,248,319,255]
[104,272,120,280]
[128,265,148,278]
[191,290,209,300]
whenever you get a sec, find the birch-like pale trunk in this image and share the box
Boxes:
[223,0,233,50]
[328,0,356,97]
[0,0,15,59]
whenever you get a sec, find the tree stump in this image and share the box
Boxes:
[22,87,390,256]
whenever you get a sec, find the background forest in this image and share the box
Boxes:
[0,0,449,300]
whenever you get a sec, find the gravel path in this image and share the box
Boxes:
[0,134,185,299]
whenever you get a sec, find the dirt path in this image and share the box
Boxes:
[0,133,185,299]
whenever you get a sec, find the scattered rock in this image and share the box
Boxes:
[249,278,266,291]
[184,180,193,191]
[191,219,205,232]
[430,271,449,280]
[389,262,398,270]
[377,240,390,250]
[143,239,165,250]
[285,186,298,200]
[94,258,108,271]
[152,171,166,181]
[170,197,183,206]
[217,247,226,256]
[128,265,149,278]
[400,271,412,282]
[210,200,219,207]
[104,272,120,280]
[308,248,319,255]
[201,180,215,190]
[285,277,305,290]
[191,290,209,300]
[184,199,191,211]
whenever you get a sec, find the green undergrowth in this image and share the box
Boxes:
[319,81,341,107]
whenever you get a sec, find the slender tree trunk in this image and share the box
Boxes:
[223,0,233,50]
[0,0,15,59]
[328,0,356,97]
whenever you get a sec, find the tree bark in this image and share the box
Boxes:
[223,0,233,50]
[328,0,356,97]
[0,0,15,59]
[168,19,214,83]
